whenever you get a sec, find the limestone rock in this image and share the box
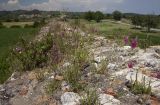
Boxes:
[61,92,80,105]
[99,94,120,105]
[107,63,118,70]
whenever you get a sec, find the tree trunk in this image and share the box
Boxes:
[147,26,150,32]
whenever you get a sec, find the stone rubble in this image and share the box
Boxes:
[0,20,160,105]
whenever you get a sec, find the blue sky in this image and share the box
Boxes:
[0,0,160,14]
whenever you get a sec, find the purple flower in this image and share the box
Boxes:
[124,36,129,45]
[128,61,133,68]
[131,38,138,49]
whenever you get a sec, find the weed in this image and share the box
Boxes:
[80,89,100,105]
[63,64,83,92]
[46,80,61,94]
[35,70,46,82]
[73,47,89,66]
[130,72,151,95]
[97,60,108,74]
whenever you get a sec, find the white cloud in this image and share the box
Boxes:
[8,0,19,4]
[1,0,126,11]
[23,0,125,11]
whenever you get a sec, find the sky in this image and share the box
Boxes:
[0,0,160,14]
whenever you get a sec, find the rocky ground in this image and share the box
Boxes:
[0,20,160,105]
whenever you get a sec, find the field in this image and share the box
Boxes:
[3,22,34,28]
[81,19,160,48]
[0,27,38,58]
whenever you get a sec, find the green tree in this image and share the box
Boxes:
[33,21,40,28]
[131,15,143,28]
[112,11,122,21]
[84,11,94,21]
[14,18,19,22]
[94,11,104,22]
[144,15,158,32]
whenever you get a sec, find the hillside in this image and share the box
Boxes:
[0,19,160,105]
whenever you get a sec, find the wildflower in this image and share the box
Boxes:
[124,36,129,45]
[131,38,138,49]
[128,61,133,68]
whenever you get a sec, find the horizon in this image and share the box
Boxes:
[0,0,160,15]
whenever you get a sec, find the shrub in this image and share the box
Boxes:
[10,25,22,28]
[11,34,53,71]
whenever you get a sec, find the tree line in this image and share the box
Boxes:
[84,10,160,32]
[131,15,159,32]
[84,10,123,22]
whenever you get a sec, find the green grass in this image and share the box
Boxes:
[82,19,160,48]
[0,27,38,83]
[0,28,38,58]
[3,22,33,28]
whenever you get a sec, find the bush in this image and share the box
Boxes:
[10,25,22,28]
[24,24,33,28]
[11,34,53,71]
